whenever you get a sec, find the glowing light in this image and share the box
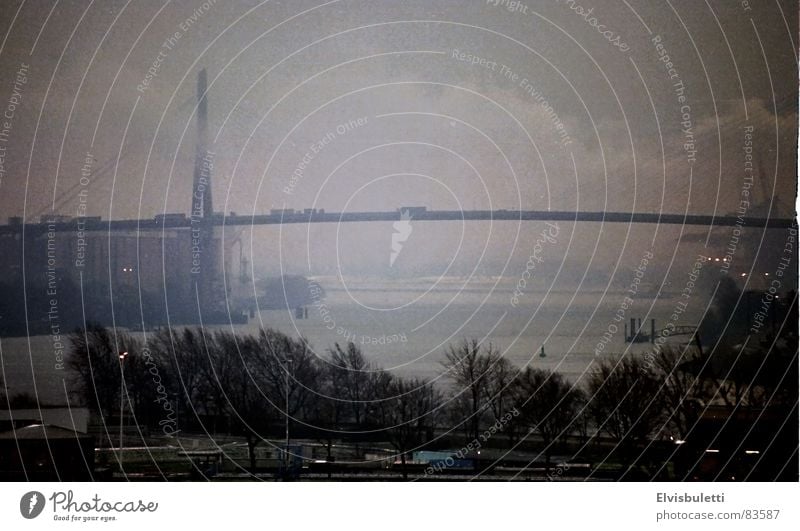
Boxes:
[705,449,720,453]
[745,450,759,455]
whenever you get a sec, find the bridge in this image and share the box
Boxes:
[1,209,795,236]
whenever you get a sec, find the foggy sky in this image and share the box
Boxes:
[0,0,796,278]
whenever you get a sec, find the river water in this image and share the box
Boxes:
[1,278,706,405]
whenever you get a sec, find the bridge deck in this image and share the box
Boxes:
[1,210,795,236]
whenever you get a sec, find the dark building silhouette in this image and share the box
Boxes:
[0,70,234,335]
[0,424,94,480]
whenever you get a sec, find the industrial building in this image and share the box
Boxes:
[0,70,234,335]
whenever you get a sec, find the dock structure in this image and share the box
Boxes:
[624,319,699,345]
[625,318,657,344]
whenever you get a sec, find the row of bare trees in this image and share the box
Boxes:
[442,338,795,477]
[67,325,441,472]
[67,324,796,475]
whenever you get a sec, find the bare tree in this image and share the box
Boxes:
[305,383,343,477]
[652,346,712,438]
[512,367,582,470]
[217,330,274,471]
[254,328,321,420]
[161,327,275,470]
[442,339,500,441]
[150,327,212,430]
[171,329,278,471]
[306,342,393,473]
[327,342,372,426]
[326,342,391,427]
[378,376,442,480]
[67,324,139,419]
[485,356,516,442]
[193,329,245,434]
[120,344,174,431]
[586,356,667,458]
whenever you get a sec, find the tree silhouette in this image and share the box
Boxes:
[442,339,500,442]
[67,324,138,419]
[512,367,583,471]
[379,377,442,480]
[586,356,666,467]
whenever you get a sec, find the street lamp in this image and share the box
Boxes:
[118,351,128,471]
[284,356,293,474]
